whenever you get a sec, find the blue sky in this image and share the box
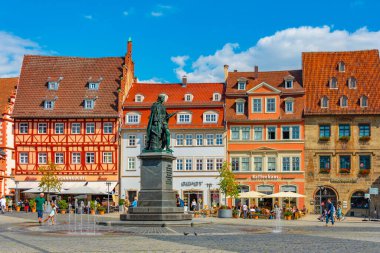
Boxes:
[1,0,380,82]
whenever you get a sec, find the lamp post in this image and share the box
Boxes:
[15,181,19,204]
[206,183,213,209]
[106,182,111,214]
[318,185,325,215]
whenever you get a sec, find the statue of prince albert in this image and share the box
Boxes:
[144,94,177,153]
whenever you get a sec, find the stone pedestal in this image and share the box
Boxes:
[121,152,192,222]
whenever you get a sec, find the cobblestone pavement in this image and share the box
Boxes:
[0,212,380,252]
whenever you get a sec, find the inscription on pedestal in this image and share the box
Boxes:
[166,164,172,186]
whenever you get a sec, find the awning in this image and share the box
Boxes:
[62,186,105,195]
[8,182,40,189]
[61,182,86,190]
[86,182,117,194]
[23,187,61,194]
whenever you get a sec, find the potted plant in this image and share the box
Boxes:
[29,199,36,213]
[217,162,239,218]
[193,211,200,218]
[339,168,350,174]
[319,136,330,142]
[319,168,331,174]
[284,211,293,220]
[254,212,259,219]
[58,200,68,214]
[339,136,350,142]
[97,205,106,215]
[359,169,370,176]
[232,209,239,218]
[218,205,232,218]
[359,136,370,142]
[15,202,21,212]
[90,201,96,215]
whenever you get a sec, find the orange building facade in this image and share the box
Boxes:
[225,67,305,208]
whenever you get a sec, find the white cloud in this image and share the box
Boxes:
[137,77,165,83]
[84,15,93,20]
[0,31,50,77]
[171,26,380,82]
[150,4,174,17]
[151,11,163,17]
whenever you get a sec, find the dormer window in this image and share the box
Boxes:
[340,96,348,108]
[126,112,140,124]
[284,75,295,89]
[203,111,218,123]
[48,81,59,90]
[348,77,357,89]
[135,94,144,102]
[88,82,99,90]
[338,61,345,72]
[329,77,338,89]
[284,98,294,113]
[184,94,193,102]
[84,99,95,109]
[321,96,329,108]
[213,93,221,101]
[44,100,55,110]
[235,99,245,114]
[237,78,247,90]
[177,112,192,123]
[360,96,368,108]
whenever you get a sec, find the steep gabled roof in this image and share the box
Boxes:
[0,77,18,114]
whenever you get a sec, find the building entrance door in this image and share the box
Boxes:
[314,187,337,214]
[183,190,203,211]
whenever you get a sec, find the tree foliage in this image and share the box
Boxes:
[217,162,239,204]
[38,162,62,200]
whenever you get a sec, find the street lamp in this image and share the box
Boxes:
[318,185,325,215]
[106,182,111,214]
[206,183,213,209]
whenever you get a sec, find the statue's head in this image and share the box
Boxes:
[157,94,165,103]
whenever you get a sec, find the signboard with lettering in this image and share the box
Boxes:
[369,188,379,195]
[181,181,203,187]
[330,178,357,184]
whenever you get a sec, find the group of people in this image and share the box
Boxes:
[318,198,344,226]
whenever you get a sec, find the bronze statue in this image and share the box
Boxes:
[144,94,177,153]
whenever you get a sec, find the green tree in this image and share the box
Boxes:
[38,162,62,201]
[217,162,239,205]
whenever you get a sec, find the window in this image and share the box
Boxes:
[205,113,217,123]
[72,153,81,164]
[232,157,240,171]
[241,157,250,171]
[292,157,300,171]
[254,157,263,171]
[252,98,262,113]
[292,126,300,139]
[178,114,191,123]
[135,95,143,102]
[196,159,203,171]
[196,134,203,145]
[20,123,28,134]
[207,159,214,171]
[38,153,47,164]
[231,127,240,140]
[338,61,345,72]
[185,134,193,146]
[285,80,293,89]
[86,152,95,164]
[236,102,244,114]
[216,159,223,170]
[84,99,94,109]
[86,123,95,134]
[254,127,263,141]
[359,155,370,170]
[184,94,192,101]
[339,124,350,137]
[360,96,368,108]
[330,77,338,89]
[321,96,329,108]
[126,113,140,124]
[55,123,64,134]
[216,134,223,145]
[72,123,81,134]
[176,134,184,145]
[38,123,47,134]
[282,126,290,140]
[266,98,276,112]
[319,125,331,137]
[128,135,136,146]
[20,153,28,164]
[48,81,58,90]
[238,81,246,90]
[103,122,113,134]
[44,100,54,109]
[267,157,276,171]
[267,126,276,140]
[103,152,112,163]
[242,127,250,140]
[176,159,183,171]
[351,191,369,209]
[128,157,136,170]
[285,101,293,113]
[55,153,64,164]
[340,155,351,172]
[88,82,99,90]
[213,93,221,101]
[185,159,192,171]
[359,124,370,137]
[340,96,348,108]
[320,156,331,170]
[206,134,214,145]
[348,77,357,89]
[282,157,290,171]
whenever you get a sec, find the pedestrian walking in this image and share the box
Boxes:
[0,196,6,214]
[43,203,57,225]
[24,199,29,213]
[35,193,45,224]
[242,203,248,219]
[336,204,343,221]
[325,198,335,226]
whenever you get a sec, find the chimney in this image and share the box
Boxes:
[182,75,187,87]
[254,65,259,78]
[224,65,229,82]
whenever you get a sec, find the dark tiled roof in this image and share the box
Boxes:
[0,77,18,114]
[302,49,380,115]
[13,55,123,118]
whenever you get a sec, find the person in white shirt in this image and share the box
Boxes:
[0,196,7,214]
[242,203,248,219]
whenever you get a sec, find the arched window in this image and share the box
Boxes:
[321,96,329,108]
[340,96,348,108]
[338,61,345,72]
[351,191,369,209]
[348,77,357,89]
[360,96,368,108]
[329,77,338,89]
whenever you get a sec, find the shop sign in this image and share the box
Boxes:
[24,176,37,181]
[369,188,379,195]
[330,178,357,183]
[58,176,86,181]
[252,175,279,180]
[181,181,203,187]
[97,176,108,181]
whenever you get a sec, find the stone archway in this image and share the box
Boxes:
[313,186,338,214]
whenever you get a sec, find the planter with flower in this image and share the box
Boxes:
[339,168,350,174]
[15,202,21,212]
[58,200,68,214]
[218,205,232,218]
[359,169,370,176]
[232,209,239,218]
[319,136,330,142]
[90,201,96,215]
[319,168,331,174]
[284,211,293,220]
[97,205,106,215]
[217,162,239,219]
[339,136,350,142]
[29,199,36,212]
[193,211,200,218]
[359,136,370,142]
